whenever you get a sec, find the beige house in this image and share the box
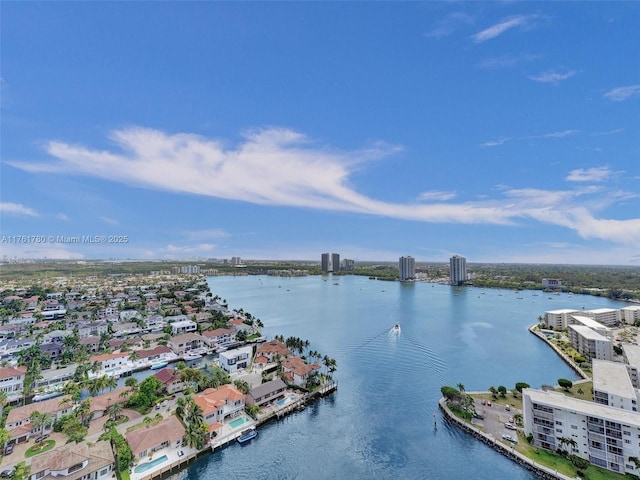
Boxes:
[6,395,73,443]
[29,441,115,480]
[125,415,185,459]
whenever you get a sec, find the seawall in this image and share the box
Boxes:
[438,398,573,480]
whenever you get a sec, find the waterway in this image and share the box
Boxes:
[178,274,628,479]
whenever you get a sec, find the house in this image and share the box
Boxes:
[202,328,235,349]
[89,352,130,375]
[246,378,288,407]
[79,335,101,353]
[76,320,110,339]
[170,319,197,335]
[282,356,321,387]
[256,339,292,362]
[6,395,73,443]
[0,338,35,357]
[90,387,132,419]
[0,365,26,399]
[193,385,245,436]
[154,367,189,394]
[29,440,115,480]
[133,345,174,366]
[218,346,252,374]
[169,332,208,355]
[125,415,185,459]
[40,342,66,360]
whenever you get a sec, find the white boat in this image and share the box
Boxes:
[237,427,257,443]
[392,323,401,333]
[149,361,168,370]
[183,353,202,361]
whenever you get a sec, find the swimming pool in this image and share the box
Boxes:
[276,395,295,407]
[229,416,249,428]
[134,454,168,473]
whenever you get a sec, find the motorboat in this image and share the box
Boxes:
[237,427,257,444]
[149,361,168,370]
[393,323,401,333]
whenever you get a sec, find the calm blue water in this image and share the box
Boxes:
[178,275,628,480]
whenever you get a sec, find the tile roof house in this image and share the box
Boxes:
[89,352,130,375]
[256,339,292,362]
[282,356,321,387]
[193,385,245,432]
[29,440,115,480]
[0,365,27,397]
[154,367,189,394]
[125,415,185,459]
[169,332,209,355]
[89,387,133,419]
[202,328,235,348]
[6,395,73,443]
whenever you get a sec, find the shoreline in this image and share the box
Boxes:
[438,398,572,480]
[438,325,593,480]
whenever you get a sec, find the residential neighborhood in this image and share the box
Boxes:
[0,271,337,480]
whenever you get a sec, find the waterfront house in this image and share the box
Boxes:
[133,345,175,367]
[193,385,245,436]
[125,415,185,459]
[89,352,130,376]
[567,324,613,361]
[154,367,189,394]
[40,342,65,360]
[28,440,115,480]
[170,319,197,335]
[79,335,101,353]
[202,327,235,349]
[169,332,209,355]
[282,356,321,387]
[246,378,288,407]
[0,338,35,358]
[218,346,252,374]
[90,387,132,419]
[6,395,72,443]
[256,339,292,362]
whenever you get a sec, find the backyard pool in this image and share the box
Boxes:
[134,455,168,473]
[229,416,249,428]
[276,395,295,407]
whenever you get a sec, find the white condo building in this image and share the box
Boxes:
[523,388,640,474]
[449,255,467,286]
[621,306,640,325]
[544,309,580,330]
[567,324,613,361]
[398,256,415,282]
[583,308,621,327]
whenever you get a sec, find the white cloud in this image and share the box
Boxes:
[425,12,474,39]
[165,243,216,253]
[417,190,457,202]
[472,15,535,43]
[100,216,119,226]
[604,85,640,102]
[528,69,576,84]
[9,126,640,248]
[56,213,70,221]
[480,137,510,147]
[478,53,540,70]
[0,202,38,216]
[593,128,623,136]
[185,229,229,240]
[566,167,614,182]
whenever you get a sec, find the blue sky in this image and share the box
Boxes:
[1,2,639,265]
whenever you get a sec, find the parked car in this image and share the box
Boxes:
[505,405,511,411]
[34,433,50,443]
[0,469,13,478]
[505,423,517,430]
[502,434,517,443]
[4,443,13,455]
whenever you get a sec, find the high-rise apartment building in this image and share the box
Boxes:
[331,253,340,273]
[449,255,467,286]
[398,256,415,281]
[343,259,355,272]
[321,253,331,273]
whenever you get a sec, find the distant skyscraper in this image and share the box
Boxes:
[343,259,355,272]
[331,253,340,272]
[399,256,415,281]
[450,255,467,286]
[321,253,331,273]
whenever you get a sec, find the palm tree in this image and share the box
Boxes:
[106,402,123,422]
[457,383,466,394]
[76,398,93,427]
[143,416,153,428]
[0,391,7,415]
[30,411,53,447]
[105,375,118,392]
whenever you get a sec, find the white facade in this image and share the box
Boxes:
[398,256,415,281]
[583,308,621,327]
[567,324,613,361]
[544,309,580,330]
[449,255,467,286]
[523,388,640,474]
[623,344,640,388]
[170,319,197,335]
[621,306,640,325]
[218,345,252,374]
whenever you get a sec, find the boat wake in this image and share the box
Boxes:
[388,323,401,336]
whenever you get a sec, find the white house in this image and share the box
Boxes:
[218,345,252,374]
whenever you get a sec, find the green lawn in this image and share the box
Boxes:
[24,439,55,458]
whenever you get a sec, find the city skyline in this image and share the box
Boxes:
[1,3,639,265]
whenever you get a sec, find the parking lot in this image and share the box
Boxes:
[470,397,522,446]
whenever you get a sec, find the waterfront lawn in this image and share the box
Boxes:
[473,392,523,412]
[518,442,627,480]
